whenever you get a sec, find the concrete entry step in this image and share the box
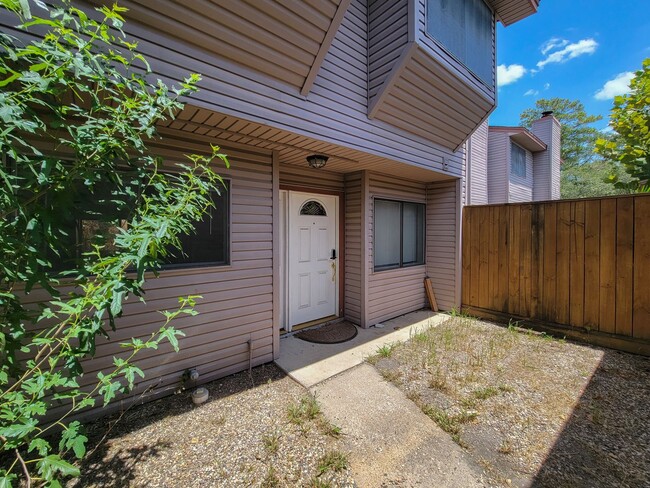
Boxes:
[275,310,448,388]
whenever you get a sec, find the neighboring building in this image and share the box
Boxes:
[467,112,561,205]
[1,0,540,415]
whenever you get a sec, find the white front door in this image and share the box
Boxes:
[288,192,338,328]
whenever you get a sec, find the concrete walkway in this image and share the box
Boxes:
[275,311,486,487]
[275,310,447,388]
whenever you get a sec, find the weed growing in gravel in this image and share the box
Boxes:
[376,343,396,358]
[420,404,477,447]
[287,395,321,425]
[260,466,281,488]
[317,418,343,438]
[317,450,349,476]
[498,439,513,455]
[262,431,280,455]
[472,386,499,400]
[310,477,332,488]
[379,369,401,383]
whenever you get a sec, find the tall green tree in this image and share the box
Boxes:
[520,98,602,169]
[0,1,227,485]
[520,98,631,198]
[596,58,650,192]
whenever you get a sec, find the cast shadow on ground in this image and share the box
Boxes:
[532,348,650,487]
[73,363,286,487]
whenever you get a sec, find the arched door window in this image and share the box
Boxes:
[299,200,327,216]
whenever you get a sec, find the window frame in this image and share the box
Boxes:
[424,0,495,89]
[510,142,527,179]
[159,178,232,270]
[57,172,232,272]
[373,197,426,272]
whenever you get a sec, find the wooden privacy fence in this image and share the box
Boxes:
[461,194,650,350]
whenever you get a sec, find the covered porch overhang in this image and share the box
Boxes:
[159,105,455,184]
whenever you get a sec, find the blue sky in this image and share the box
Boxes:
[491,0,650,129]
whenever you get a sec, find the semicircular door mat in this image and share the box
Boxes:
[294,321,358,344]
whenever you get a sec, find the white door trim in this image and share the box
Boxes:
[283,191,339,332]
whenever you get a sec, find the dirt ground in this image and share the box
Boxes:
[69,364,355,488]
[369,315,650,488]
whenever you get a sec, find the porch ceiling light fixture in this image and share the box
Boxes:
[306,154,328,169]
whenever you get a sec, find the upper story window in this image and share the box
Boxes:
[511,143,527,178]
[426,0,494,85]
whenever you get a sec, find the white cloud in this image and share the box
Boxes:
[594,71,634,100]
[536,38,599,69]
[544,83,551,90]
[540,37,569,55]
[497,64,527,87]
[524,89,539,96]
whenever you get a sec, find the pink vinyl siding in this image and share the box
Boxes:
[366,173,428,325]
[427,180,461,310]
[487,131,510,203]
[509,145,534,202]
[467,121,489,205]
[368,0,409,105]
[344,172,364,325]
[532,115,562,201]
[21,129,276,421]
[42,0,470,179]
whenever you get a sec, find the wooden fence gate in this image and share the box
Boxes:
[461,194,650,353]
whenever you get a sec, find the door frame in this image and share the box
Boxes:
[280,185,345,331]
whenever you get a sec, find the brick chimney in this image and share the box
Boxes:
[531,111,561,201]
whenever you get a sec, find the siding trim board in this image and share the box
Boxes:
[301,0,353,96]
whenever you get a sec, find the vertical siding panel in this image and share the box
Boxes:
[478,207,490,309]
[555,201,571,325]
[462,207,471,307]
[519,204,532,317]
[497,206,509,311]
[542,203,557,322]
[469,206,481,306]
[531,204,544,319]
[569,201,585,328]
[584,200,601,329]
[488,207,499,310]
[633,196,650,340]
[599,199,617,333]
[508,206,520,315]
[615,197,634,337]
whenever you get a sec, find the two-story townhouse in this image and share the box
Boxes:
[467,112,562,204]
[1,0,540,417]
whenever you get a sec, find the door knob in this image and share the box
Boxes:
[330,249,337,260]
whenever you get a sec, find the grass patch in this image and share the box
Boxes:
[317,418,343,438]
[472,386,499,400]
[260,466,280,488]
[421,404,475,447]
[262,431,280,455]
[317,450,348,476]
[376,343,396,358]
[379,369,401,383]
[287,395,321,425]
[309,477,332,488]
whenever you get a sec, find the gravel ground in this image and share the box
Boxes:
[70,364,355,488]
[369,315,650,488]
